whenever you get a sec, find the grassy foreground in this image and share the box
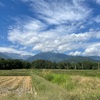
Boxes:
[0,69,100,100]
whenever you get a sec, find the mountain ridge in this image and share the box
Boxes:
[0,51,100,62]
[27,52,98,62]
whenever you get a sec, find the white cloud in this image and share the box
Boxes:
[24,0,91,24]
[82,43,100,56]
[95,31,100,38]
[69,51,82,56]
[96,0,100,5]
[0,47,34,56]
[7,0,100,56]
[24,19,46,31]
[8,19,93,53]
[94,15,100,23]
[8,18,47,45]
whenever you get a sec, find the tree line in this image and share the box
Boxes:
[0,58,100,70]
[0,58,31,69]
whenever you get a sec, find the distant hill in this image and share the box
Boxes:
[0,52,11,59]
[88,56,100,61]
[65,56,95,62]
[5,53,32,60]
[27,52,95,62]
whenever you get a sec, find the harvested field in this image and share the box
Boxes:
[0,69,100,100]
[0,76,33,96]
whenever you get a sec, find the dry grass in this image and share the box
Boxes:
[66,75,100,100]
[0,76,33,99]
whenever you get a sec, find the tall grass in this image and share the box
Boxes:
[31,69,100,100]
[50,69,100,77]
[31,74,69,100]
[0,69,30,76]
[44,73,75,91]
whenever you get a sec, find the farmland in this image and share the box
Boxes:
[0,76,32,95]
[0,69,100,100]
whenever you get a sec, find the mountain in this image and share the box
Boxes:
[0,52,11,59]
[65,56,95,62]
[88,56,100,61]
[5,53,32,60]
[0,51,99,62]
[27,52,69,62]
[27,52,95,62]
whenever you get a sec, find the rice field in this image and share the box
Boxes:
[0,76,33,100]
[0,69,100,100]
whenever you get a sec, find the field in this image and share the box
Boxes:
[0,76,32,95]
[0,69,100,100]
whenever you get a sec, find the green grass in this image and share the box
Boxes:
[31,69,100,100]
[31,74,68,100]
[0,69,31,76]
[49,69,100,77]
[43,73,75,91]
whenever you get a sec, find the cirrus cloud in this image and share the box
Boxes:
[6,0,100,56]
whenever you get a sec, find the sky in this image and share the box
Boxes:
[0,0,100,56]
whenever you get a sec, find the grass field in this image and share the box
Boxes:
[0,69,100,100]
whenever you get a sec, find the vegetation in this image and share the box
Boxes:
[0,58,100,70]
[0,57,100,99]
[0,58,31,69]
[0,69,100,100]
[0,69,30,76]
[31,69,100,100]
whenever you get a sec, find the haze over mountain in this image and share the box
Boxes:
[27,52,69,62]
[0,52,32,60]
[88,56,100,61]
[0,52,11,59]
[0,51,100,62]
[5,53,32,60]
[27,52,97,62]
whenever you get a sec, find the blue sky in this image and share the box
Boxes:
[0,0,100,56]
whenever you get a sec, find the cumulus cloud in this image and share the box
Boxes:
[8,17,93,53]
